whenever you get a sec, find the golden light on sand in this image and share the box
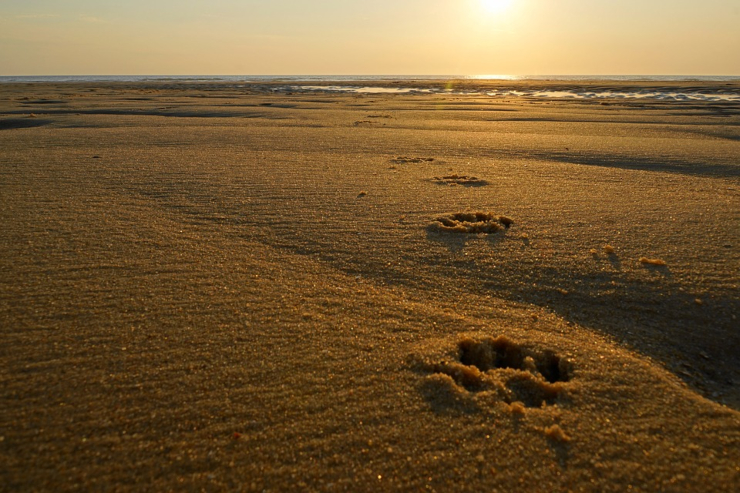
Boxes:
[3,76,740,491]
[480,0,514,14]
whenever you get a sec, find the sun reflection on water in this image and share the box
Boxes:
[468,74,519,80]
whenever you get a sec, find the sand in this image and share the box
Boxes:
[1,80,739,491]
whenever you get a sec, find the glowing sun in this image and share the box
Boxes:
[480,0,514,14]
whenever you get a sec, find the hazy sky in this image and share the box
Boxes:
[1,0,739,75]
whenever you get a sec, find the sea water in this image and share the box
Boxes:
[2,75,739,102]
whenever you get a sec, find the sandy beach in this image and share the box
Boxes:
[1,80,739,491]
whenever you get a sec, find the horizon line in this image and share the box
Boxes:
[2,73,740,78]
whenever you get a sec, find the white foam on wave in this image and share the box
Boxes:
[288,84,740,102]
[297,85,433,94]
[486,89,740,102]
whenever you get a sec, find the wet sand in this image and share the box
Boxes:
[1,81,739,491]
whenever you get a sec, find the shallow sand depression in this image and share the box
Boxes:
[1,81,739,491]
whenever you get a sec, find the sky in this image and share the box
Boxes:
[0,0,739,76]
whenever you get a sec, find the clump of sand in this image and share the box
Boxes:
[639,257,667,266]
[544,424,571,443]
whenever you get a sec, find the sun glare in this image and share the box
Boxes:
[480,0,514,14]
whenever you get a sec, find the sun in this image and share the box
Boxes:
[480,0,514,14]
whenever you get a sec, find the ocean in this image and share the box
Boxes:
[2,75,739,102]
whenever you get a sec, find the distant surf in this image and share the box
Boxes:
[2,74,739,102]
[288,85,740,102]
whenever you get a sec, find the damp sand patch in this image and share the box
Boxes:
[0,118,54,130]
[431,211,513,233]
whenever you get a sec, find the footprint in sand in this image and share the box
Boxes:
[430,174,489,187]
[420,336,572,408]
[391,156,435,164]
[430,211,513,233]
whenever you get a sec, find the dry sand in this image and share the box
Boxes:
[1,81,739,491]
